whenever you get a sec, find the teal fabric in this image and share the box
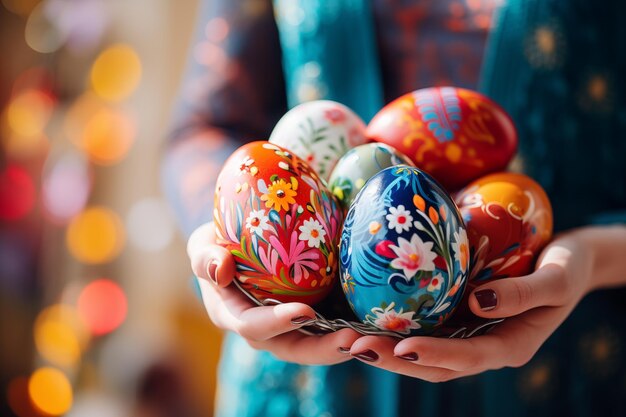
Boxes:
[215,0,626,416]
[272,0,384,122]
[479,0,626,229]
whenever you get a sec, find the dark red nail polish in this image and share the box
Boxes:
[338,347,351,354]
[396,352,419,361]
[352,350,379,362]
[291,315,315,325]
[474,289,497,311]
[208,260,219,286]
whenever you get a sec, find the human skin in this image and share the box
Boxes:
[188,221,626,379]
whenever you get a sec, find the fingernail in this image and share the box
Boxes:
[474,289,497,311]
[338,347,351,354]
[207,259,219,286]
[290,315,315,325]
[395,352,419,362]
[352,350,379,362]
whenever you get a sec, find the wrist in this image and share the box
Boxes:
[578,224,626,291]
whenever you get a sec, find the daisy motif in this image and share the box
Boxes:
[451,227,470,273]
[386,205,413,234]
[427,274,444,292]
[260,179,297,211]
[389,234,437,279]
[368,302,421,334]
[298,219,327,248]
[245,210,270,235]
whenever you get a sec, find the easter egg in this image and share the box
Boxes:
[454,172,553,287]
[366,87,518,191]
[269,100,368,180]
[328,143,414,211]
[339,166,470,335]
[214,141,343,305]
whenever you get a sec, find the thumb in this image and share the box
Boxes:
[191,244,236,288]
[468,264,566,318]
[188,222,235,288]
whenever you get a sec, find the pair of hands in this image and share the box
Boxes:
[189,222,596,382]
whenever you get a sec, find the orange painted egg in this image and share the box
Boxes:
[214,141,343,305]
[454,172,553,288]
[366,87,518,191]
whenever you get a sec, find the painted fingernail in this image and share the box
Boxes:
[395,352,419,362]
[290,315,315,325]
[338,347,351,354]
[207,259,219,286]
[474,289,497,311]
[352,350,379,362]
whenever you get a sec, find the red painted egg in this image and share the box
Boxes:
[366,87,518,191]
[454,172,553,288]
[214,141,343,305]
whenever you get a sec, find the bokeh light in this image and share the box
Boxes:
[1,130,49,159]
[34,304,90,368]
[28,367,73,416]
[24,2,68,54]
[63,92,105,144]
[45,0,108,54]
[126,198,175,252]
[0,164,36,221]
[66,392,128,417]
[42,152,92,223]
[11,67,54,96]
[77,279,127,336]
[6,89,54,138]
[1,0,39,17]
[66,206,125,264]
[90,44,142,101]
[6,376,40,417]
[80,107,136,165]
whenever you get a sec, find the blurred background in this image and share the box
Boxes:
[0,0,225,416]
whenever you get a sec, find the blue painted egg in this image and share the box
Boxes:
[339,166,470,335]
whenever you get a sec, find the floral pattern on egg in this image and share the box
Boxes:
[328,143,414,211]
[214,141,343,305]
[339,166,469,335]
[269,100,368,180]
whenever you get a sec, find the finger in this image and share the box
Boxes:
[469,263,566,318]
[198,278,319,340]
[236,302,319,341]
[393,335,505,372]
[394,305,567,372]
[249,328,362,365]
[348,336,461,382]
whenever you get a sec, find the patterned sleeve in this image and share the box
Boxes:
[162,0,287,236]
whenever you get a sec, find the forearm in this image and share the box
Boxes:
[580,224,626,290]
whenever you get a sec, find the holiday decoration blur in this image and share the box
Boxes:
[1,1,218,416]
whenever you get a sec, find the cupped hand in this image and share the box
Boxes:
[346,229,596,382]
[187,222,361,365]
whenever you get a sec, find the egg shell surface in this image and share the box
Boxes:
[366,87,518,191]
[214,141,343,305]
[269,100,368,180]
[340,165,470,335]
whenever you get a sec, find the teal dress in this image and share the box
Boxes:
[165,0,626,415]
